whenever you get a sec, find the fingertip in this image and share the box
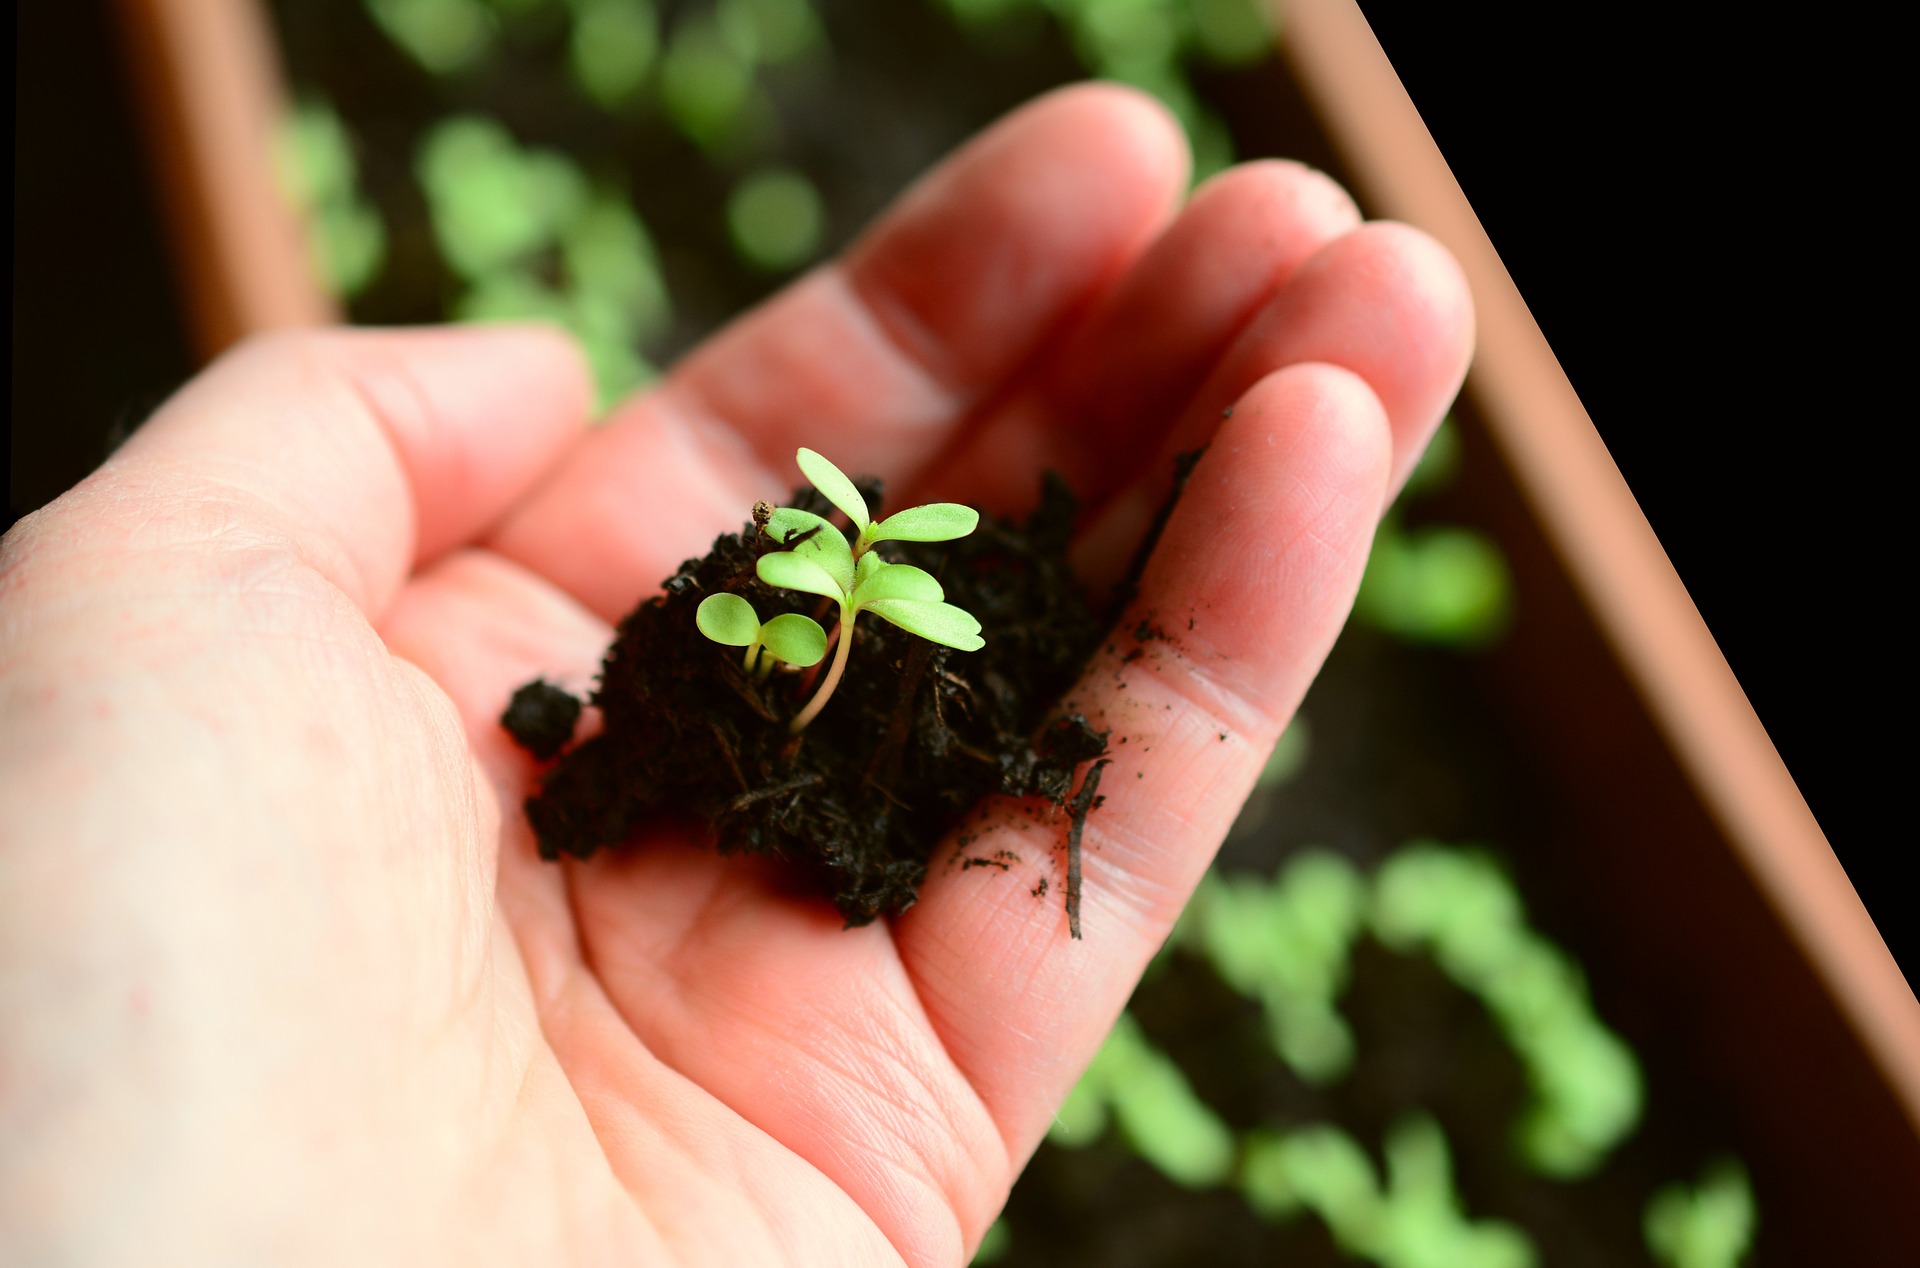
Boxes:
[1177,362,1392,591]
[1188,158,1362,247]
[1301,222,1474,486]
[1038,80,1193,198]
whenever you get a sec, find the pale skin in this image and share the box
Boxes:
[0,86,1471,1266]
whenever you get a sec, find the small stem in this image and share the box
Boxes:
[743,642,761,674]
[789,608,855,733]
[1064,759,1110,941]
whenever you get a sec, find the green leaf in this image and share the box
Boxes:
[695,592,760,645]
[867,503,979,544]
[865,599,984,651]
[570,0,659,110]
[764,507,853,592]
[853,561,943,608]
[796,448,869,528]
[759,613,828,667]
[756,551,844,602]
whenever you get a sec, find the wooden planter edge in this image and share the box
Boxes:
[115,0,336,362]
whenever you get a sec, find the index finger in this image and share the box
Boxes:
[894,357,1465,1163]
[484,84,1189,620]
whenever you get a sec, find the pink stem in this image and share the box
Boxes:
[789,609,854,733]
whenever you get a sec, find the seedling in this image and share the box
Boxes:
[695,592,827,677]
[757,448,984,731]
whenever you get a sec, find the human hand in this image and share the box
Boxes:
[0,85,1470,1265]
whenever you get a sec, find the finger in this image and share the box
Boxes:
[895,362,1393,1160]
[926,159,1362,514]
[486,83,1189,620]
[1072,221,1473,589]
[93,326,591,618]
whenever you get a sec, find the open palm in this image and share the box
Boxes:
[0,86,1470,1266]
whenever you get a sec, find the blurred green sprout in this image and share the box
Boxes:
[1240,1117,1537,1268]
[727,168,826,272]
[756,448,983,732]
[1048,841,1703,1264]
[1051,1010,1235,1187]
[937,0,1276,182]
[654,0,825,153]
[570,0,661,108]
[1355,419,1514,647]
[274,100,386,299]
[969,1217,1011,1264]
[366,0,496,74]
[717,0,825,65]
[1373,845,1644,1178]
[1054,1013,1537,1267]
[1644,1160,1757,1268]
[417,115,670,408]
[1180,850,1368,1084]
[661,10,762,150]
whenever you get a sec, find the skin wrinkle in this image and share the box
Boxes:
[829,984,1003,1207]
[890,898,1031,1186]
[580,877,997,1266]
[775,1040,972,1265]
[515,988,685,1257]
[387,668,493,1032]
[904,823,1126,1101]
[640,1093,838,1268]
[746,982,990,1228]
[554,982,891,1268]
[451,965,576,1258]
[821,264,969,425]
[335,338,464,559]
[658,377,804,510]
[119,465,386,629]
[843,257,972,404]
[224,341,420,610]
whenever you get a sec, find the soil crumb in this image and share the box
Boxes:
[501,679,583,761]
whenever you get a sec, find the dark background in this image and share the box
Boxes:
[11,4,1889,972]
[1349,4,1887,967]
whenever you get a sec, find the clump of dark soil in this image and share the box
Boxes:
[500,679,583,761]
[504,473,1111,926]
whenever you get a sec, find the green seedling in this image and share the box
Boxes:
[695,592,827,677]
[757,448,984,731]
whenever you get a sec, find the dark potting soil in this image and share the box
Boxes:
[504,474,1112,926]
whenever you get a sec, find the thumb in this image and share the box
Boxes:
[75,325,592,619]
